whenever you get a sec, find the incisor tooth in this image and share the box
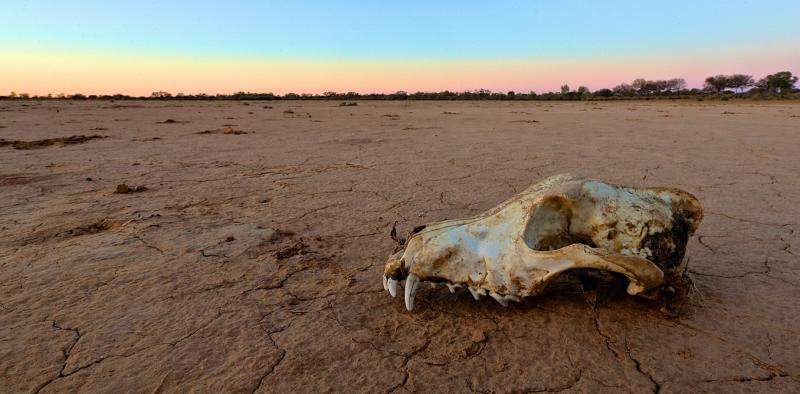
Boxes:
[446,283,458,293]
[382,276,388,291]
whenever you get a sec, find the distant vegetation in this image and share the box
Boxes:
[4,71,797,101]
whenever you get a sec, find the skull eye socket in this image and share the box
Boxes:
[523,196,594,251]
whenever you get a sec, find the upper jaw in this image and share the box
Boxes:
[381,257,415,311]
[382,244,426,311]
[382,223,521,311]
[383,250,407,280]
[382,241,493,312]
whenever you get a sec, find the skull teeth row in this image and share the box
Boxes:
[382,275,521,311]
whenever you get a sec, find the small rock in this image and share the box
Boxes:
[470,329,486,343]
[115,183,148,194]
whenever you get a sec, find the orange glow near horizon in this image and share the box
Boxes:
[2,44,798,96]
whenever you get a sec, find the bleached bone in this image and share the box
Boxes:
[383,174,703,311]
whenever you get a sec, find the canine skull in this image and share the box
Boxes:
[382,174,703,311]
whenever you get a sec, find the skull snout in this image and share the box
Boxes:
[384,250,408,279]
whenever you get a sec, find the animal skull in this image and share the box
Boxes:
[382,174,703,311]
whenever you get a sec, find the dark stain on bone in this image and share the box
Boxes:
[641,214,691,275]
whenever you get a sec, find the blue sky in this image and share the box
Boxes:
[2,1,798,94]
[4,0,799,58]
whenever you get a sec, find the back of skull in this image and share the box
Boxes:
[523,179,685,271]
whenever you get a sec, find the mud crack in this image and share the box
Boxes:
[252,325,289,393]
[34,321,82,393]
[624,339,661,393]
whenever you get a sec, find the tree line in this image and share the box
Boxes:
[703,71,797,94]
[4,71,797,101]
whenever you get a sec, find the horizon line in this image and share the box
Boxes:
[6,71,796,98]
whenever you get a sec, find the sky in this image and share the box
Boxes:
[1,0,799,95]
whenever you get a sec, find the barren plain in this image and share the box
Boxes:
[1,100,799,393]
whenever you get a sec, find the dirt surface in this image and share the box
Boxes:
[1,100,799,393]
[0,134,106,150]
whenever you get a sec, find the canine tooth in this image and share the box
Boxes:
[405,274,420,311]
[446,283,458,293]
[388,279,398,297]
[382,276,388,291]
[490,292,508,307]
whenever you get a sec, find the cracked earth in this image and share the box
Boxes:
[1,100,799,393]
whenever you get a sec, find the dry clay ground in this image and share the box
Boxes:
[1,100,799,393]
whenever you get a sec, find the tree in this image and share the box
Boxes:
[612,83,635,96]
[704,75,729,93]
[633,79,657,94]
[560,84,570,94]
[631,79,648,93]
[577,86,590,94]
[150,91,172,99]
[756,71,798,93]
[727,74,754,93]
[665,78,687,92]
[593,88,613,97]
